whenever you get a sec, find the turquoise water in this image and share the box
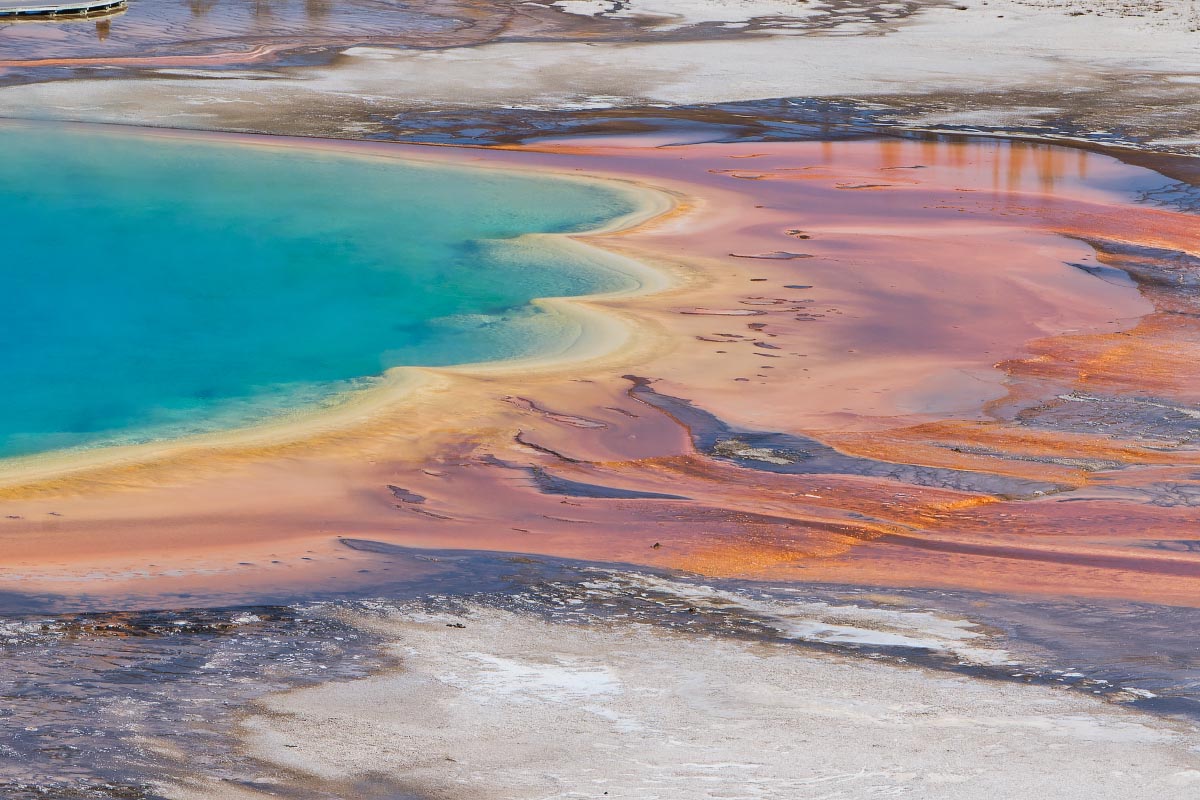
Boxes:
[0,125,641,460]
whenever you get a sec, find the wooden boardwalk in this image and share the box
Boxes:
[0,0,125,17]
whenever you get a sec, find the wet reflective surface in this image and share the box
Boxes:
[1,134,1196,605]
[0,0,1197,791]
[0,0,933,66]
[0,118,1196,797]
[0,0,463,61]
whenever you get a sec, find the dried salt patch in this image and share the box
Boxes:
[156,69,276,80]
[551,0,821,30]
[729,251,813,259]
[456,653,622,704]
[612,573,1013,666]
[225,603,1200,800]
[712,440,795,464]
[1165,770,1200,786]
[341,47,397,61]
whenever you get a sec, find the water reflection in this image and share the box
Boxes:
[808,135,1165,202]
[0,0,467,63]
[0,6,126,45]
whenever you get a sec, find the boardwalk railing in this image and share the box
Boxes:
[0,0,126,17]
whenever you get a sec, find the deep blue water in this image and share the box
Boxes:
[0,124,640,459]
